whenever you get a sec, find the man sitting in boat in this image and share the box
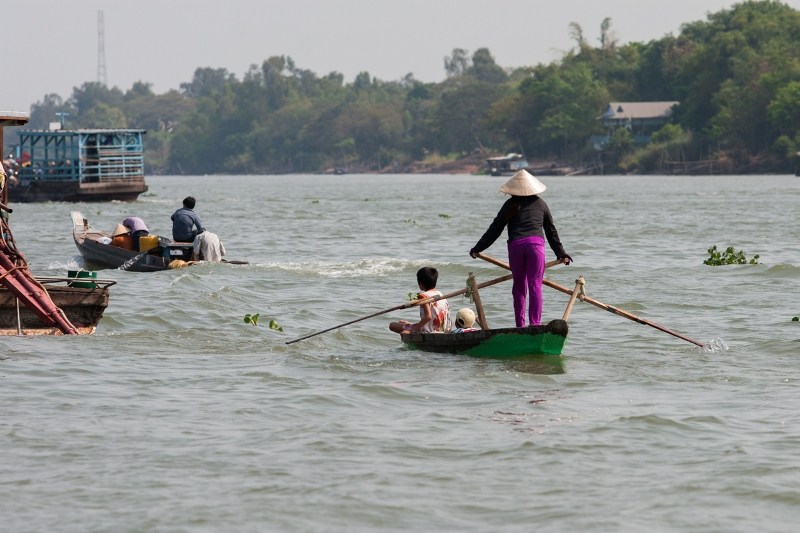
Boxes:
[171,196,205,243]
[122,217,150,251]
[192,231,226,262]
[389,267,452,334]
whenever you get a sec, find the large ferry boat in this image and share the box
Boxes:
[9,127,148,202]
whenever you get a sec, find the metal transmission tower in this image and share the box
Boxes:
[97,10,108,86]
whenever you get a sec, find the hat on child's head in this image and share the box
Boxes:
[111,223,129,237]
[499,169,546,196]
[455,308,476,328]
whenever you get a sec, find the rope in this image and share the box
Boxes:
[465,275,475,304]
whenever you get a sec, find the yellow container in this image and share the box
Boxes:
[139,235,159,252]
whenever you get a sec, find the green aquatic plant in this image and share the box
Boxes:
[438,213,451,219]
[792,316,799,322]
[407,292,421,301]
[245,314,283,331]
[704,245,760,266]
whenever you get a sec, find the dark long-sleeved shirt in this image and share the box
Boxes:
[171,207,205,242]
[471,195,567,258]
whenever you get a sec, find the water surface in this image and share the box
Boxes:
[2,174,799,532]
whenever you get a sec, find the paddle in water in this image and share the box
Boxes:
[475,252,707,348]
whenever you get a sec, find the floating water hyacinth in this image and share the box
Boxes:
[704,245,759,266]
[269,319,283,332]
[244,313,260,326]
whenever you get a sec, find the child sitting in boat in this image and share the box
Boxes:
[390,267,452,334]
[452,308,479,333]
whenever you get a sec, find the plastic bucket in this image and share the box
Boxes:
[68,270,97,288]
[139,235,159,252]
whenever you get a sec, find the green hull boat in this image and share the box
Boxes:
[401,319,568,359]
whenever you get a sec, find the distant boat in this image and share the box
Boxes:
[487,153,587,177]
[486,153,529,176]
[9,128,148,202]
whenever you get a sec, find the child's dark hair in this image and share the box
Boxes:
[416,267,438,291]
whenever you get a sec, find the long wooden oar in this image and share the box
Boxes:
[475,252,705,347]
[285,273,514,344]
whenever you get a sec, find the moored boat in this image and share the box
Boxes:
[401,319,569,358]
[1,111,113,335]
[0,276,114,335]
[486,153,529,176]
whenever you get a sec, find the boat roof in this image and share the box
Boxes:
[0,111,30,126]
[19,128,146,134]
[487,152,526,162]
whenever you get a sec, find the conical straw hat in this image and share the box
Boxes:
[499,169,546,196]
[111,223,129,237]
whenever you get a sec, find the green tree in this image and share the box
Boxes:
[506,62,608,159]
[78,103,128,128]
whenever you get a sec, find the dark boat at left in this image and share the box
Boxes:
[0,111,113,335]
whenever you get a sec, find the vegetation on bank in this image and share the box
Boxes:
[13,1,800,175]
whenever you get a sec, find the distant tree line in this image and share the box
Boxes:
[20,1,800,175]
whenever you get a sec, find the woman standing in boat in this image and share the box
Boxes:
[469,169,572,327]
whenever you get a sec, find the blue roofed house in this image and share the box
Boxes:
[592,101,679,150]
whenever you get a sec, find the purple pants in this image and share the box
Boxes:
[507,236,545,327]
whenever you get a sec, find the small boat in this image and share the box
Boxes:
[486,153,529,176]
[0,276,114,335]
[71,211,189,272]
[9,127,148,202]
[401,319,569,358]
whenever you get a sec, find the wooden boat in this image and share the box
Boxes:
[9,127,148,202]
[0,276,115,335]
[401,319,568,358]
[0,111,114,335]
[71,211,190,272]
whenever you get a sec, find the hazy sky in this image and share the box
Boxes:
[7,0,800,113]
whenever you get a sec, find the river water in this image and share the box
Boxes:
[2,173,799,532]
